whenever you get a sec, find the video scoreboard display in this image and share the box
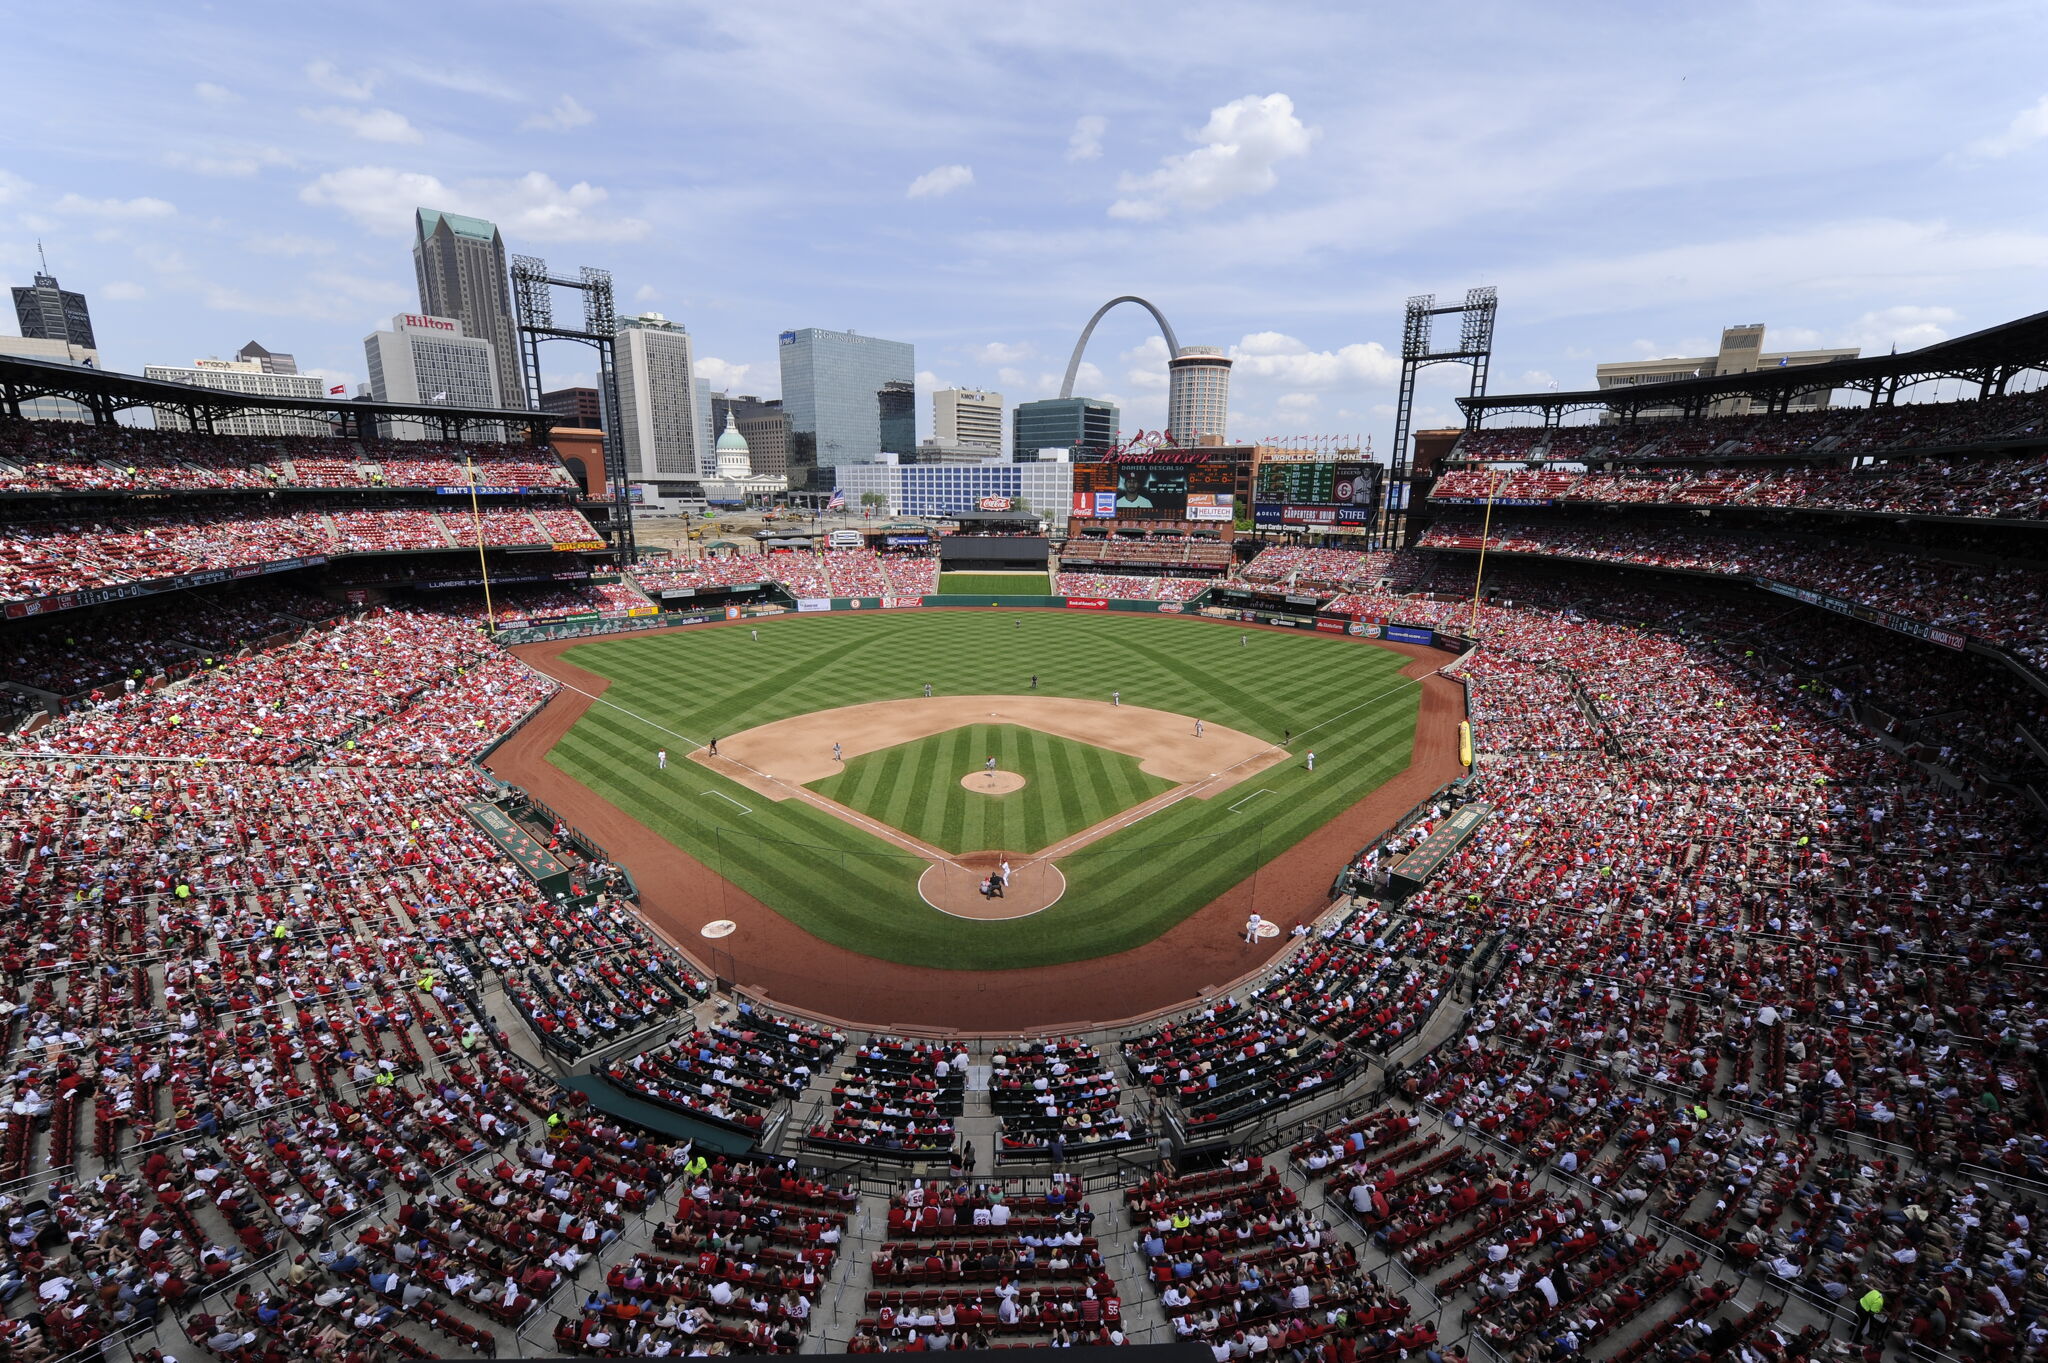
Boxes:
[1253,460,1381,527]
[1070,463,1235,521]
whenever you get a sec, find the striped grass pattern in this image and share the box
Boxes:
[933,572,1053,596]
[809,723,1174,854]
[545,610,1419,970]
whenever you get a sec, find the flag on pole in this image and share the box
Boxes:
[827,488,845,510]
[329,384,346,395]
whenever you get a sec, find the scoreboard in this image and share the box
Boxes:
[1070,463,1235,521]
[1253,461,1381,527]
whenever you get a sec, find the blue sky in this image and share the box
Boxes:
[5,0,2047,453]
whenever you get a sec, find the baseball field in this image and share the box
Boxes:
[535,610,1421,971]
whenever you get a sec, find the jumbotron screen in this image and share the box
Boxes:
[1253,460,1381,526]
[1070,463,1234,521]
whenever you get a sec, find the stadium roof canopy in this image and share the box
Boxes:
[1459,307,2048,425]
[0,352,559,441]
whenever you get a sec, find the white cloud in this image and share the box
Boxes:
[907,164,974,199]
[300,106,422,144]
[0,170,27,206]
[101,281,145,301]
[694,356,752,392]
[305,60,376,100]
[1228,332,1399,387]
[633,283,660,303]
[299,166,650,241]
[194,82,238,104]
[1109,93,1313,219]
[1275,392,1319,411]
[162,146,297,178]
[523,95,595,131]
[1066,115,1107,162]
[53,193,176,219]
[242,232,333,257]
[1767,328,1822,349]
[201,268,407,320]
[1519,370,1557,388]
[1967,94,2048,159]
[1839,305,1960,353]
[1121,335,1171,390]
[973,341,1033,365]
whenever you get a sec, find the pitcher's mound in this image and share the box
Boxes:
[961,769,1026,795]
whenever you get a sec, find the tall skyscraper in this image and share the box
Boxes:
[412,208,524,412]
[710,393,790,476]
[362,312,504,440]
[234,340,299,375]
[12,270,95,351]
[777,327,915,487]
[612,312,703,480]
[694,375,715,477]
[878,378,916,457]
[933,388,1004,452]
[144,357,326,437]
[1013,396,1119,462]
[1166,347,1232,445]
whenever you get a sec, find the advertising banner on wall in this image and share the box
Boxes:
[795,598,832,612]
[1064,597,1108,610]
[1385,625,1435,646]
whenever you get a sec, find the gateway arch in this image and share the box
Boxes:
[1059,296,1180,398]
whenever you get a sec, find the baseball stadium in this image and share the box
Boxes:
[3,303,2048,1363]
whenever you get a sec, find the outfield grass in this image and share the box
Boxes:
[935,572,1052,596]
[545,610,1420,970]
[809,723,1174,855]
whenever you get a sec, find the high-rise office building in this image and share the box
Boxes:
[1012,396,1119,462]
[933,388,1004,452]
[540,386,604,429]
[1595,325,1860,418]
[412,208,524,412]
[878,378,916,458]
[777,327,915,487]
[612,312,702,480]
[1166,346,1232,446]
[234,341,299,375]
[362,312,504,440]
[12,271,95,350]
[710,393,790,477]
[694,376,714,477]
[144,357,326,437]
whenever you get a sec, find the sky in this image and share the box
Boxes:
[5,0,2048,455]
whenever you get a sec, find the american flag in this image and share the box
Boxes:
[827,489,845,510]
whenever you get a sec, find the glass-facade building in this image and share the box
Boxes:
[833,460,1075,526]
[1012,397,1119,462]
[777,328,915,486]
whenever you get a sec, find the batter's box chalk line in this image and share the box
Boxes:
[1228,788,1275,813]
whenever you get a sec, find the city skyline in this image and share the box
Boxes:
[3,2,2047,457]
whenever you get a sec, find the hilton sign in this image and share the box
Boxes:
[401,314,458,333]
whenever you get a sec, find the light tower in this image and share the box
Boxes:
[1386,286,1496,548]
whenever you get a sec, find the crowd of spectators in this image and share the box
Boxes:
[1054,573,1211,602]
[1432,452,2048,522]
[0,419,578,493]
[1418,517,2048,646]
[1239,548,1396,592]
[1449,389,2048,465]
[0,504,603,604]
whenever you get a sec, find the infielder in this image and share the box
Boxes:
[833,742,843,762]
[657,749,667,769]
